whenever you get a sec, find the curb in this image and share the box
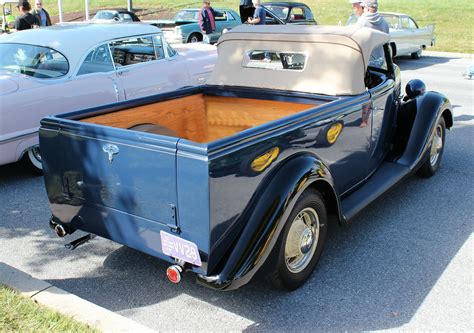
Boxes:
[0,262,156,333]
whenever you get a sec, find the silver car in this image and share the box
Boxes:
[348,12,435,59]
[0,23,216,174]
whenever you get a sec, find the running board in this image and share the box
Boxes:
[341,162,411,223]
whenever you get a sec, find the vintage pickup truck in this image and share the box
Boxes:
[40,25,453,291]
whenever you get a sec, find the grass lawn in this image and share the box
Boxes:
[0,285,99,333]
[38,0,472,53]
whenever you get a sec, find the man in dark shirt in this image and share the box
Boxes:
[239,0,254,24]
[198,0,223,44]
[14,1,40,31]
[247,0,265,25]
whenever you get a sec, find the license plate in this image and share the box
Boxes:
[160,231,202,266]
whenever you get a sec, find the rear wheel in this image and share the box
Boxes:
[187,33,202,43]
[23,146,43,175]
[417,117,446,178]
[411,48,422,59]
[270,189,327,291]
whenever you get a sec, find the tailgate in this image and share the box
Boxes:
[40,118,179,228]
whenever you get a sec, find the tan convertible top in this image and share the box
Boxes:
[208,25,390,96]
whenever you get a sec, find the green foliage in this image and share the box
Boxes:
[0,285,99,333]
[39,0,472,53]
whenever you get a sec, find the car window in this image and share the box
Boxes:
[215,11,227,21]
[226,11,235,20]
[264,6,288,20]
[0,43,68,78]
[289,7,306,21]
[401,17,410,29]
[174,10,198,21]
[243,50,306,71]
[109,36,156,67]
[152,35,165,59]
[119,13,133,21]
[368,46,388,71]
[77,44,114,76]
[408,18,418,29]
[163,39,177,58]
[381,15,399,29]
[94,11,115,20]
[304,7,313,21]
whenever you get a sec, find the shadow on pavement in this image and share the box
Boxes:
[395,55,456,71]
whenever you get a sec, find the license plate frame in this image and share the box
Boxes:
[160,231,202,266]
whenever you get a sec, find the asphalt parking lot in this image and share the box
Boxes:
[0,52,472,332]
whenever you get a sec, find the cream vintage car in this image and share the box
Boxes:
[0,23,216,174]
[348,12,436,59]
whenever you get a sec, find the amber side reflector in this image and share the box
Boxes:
[251,147,280,172]
[327,123,343,144]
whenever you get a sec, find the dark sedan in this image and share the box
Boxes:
[264,2,316,24]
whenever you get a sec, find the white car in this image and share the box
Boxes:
[348,12,435,59]
[0,23,216,174]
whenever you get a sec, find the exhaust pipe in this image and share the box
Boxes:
[54,224,67,238]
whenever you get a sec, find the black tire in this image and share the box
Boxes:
[187,33,202,43]
[270,189,327,291]
[411,48,422,59]
[22,146,43,176]
[417,117,446,178]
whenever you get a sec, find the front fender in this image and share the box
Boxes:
[397,91,452,169]
[197,153,337,290]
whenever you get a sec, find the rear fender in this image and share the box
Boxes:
[197,153,340,290]
[397,90,452,169]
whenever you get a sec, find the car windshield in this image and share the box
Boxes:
[264,6,289,20]
[381,14,400,29]
[174,10,198,21]
[93,11,116,20]
[0,43,69,78]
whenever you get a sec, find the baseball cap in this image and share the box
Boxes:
[349,0,361,3]
[361,0,378,8]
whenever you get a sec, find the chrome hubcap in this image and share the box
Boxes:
[285,207,320,274]
[429,124,443,166]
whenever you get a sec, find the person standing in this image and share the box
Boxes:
[239,0,254,24]
[14,1,40,31]
[350,0,363,18]
[356,0,389,33]
[32,0,52,27]
[247,0,265,25]
[198,0,222,44]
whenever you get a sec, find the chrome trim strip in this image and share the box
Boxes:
[0,130,38,144]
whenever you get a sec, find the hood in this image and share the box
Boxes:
[0,75,19,96]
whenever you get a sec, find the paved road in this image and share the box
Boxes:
[1,52,472,332]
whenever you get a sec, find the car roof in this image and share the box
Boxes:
[0,23,160,69]
[380,12,408,17]
[211,25,390,96]
[263,2,310,7]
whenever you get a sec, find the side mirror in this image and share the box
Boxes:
[405,79,426,99]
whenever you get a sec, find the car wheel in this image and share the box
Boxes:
[411,48,422,59]
[269,189,327,291]
[23,146,43,175]
[417,117,446,178]
[188,33,202,43]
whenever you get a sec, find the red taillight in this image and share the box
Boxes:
[166,265,182,283]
